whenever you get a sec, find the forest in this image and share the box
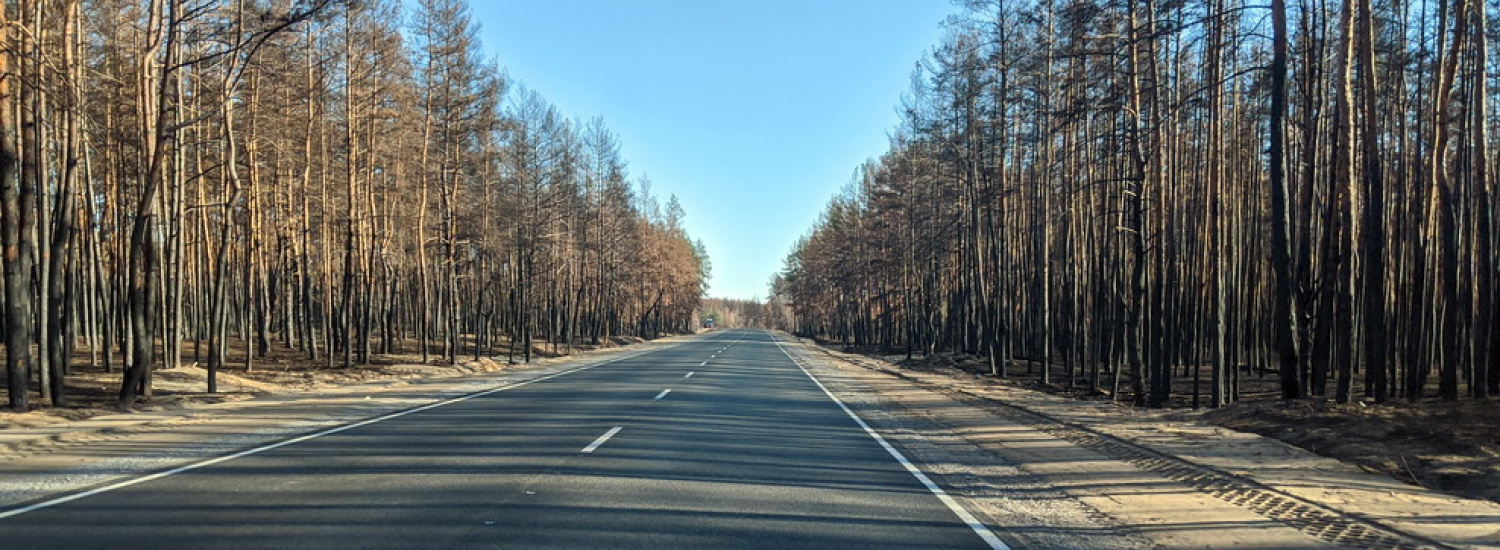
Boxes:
[698,297,794,331]
[780,0,1499,407]
[0,0,709,410]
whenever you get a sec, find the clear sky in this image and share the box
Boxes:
[471,1,958,300]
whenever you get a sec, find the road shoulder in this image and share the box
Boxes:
[780,336,1500,550]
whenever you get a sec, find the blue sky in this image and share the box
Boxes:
[472,1,958,300]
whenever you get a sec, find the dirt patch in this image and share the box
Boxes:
[0,335,656,433]
[0,366,263,431]
[801,338,1500,548]
[826,341,1500,507]
[1201,398,1500,504]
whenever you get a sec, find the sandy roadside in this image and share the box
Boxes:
[0,335,697,511]
[780,336,1500,550]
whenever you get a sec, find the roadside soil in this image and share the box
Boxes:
[1203,398,1500,505]
[845,344,1500,506]
[798,339,1500,549]
[0,335,648,433]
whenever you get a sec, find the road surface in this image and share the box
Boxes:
[0,330,1005,549]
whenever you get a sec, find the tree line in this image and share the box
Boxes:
[779,0,1497,406]
[699,297,793,331]
[1,0,708,410]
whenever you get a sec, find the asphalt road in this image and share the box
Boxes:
[0,330,1004,549]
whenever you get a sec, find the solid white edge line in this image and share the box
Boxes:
[772,336,1011,550]
[581,426,623,453]
[0,346,662,521]
[654,389,671,400]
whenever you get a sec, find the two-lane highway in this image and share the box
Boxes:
[0,330,1005,549]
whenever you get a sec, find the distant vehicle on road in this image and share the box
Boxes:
[702,318,716,329]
